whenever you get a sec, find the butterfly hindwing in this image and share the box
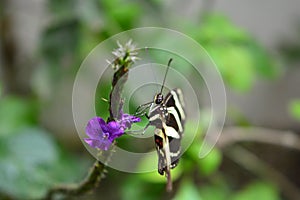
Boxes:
[164,88,185,169]
[152,88,185,175]
[154,129,169,175]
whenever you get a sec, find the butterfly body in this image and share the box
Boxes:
[135,59,185,191]
[148,88,185,190]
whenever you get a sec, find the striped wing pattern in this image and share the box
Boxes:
[148,88,185,176]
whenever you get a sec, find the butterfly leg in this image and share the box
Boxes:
[135,102,152,116]
[125,122,150,135]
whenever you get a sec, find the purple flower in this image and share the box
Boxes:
[119,110,141,130]
[84,112,140,150]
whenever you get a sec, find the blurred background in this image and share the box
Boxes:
[1,0,300,199]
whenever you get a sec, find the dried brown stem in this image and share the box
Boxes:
[217,126,300,200]
[225,146,300,200]
[43,161,105,200]
[217,126,300,151]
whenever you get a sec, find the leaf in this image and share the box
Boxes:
[195,14,249,44]
[184,121,222,176]
[288,100,300,121]
[137,151,183,183]
[191,14,280,91]
[231,181,280,200]
[0,127,87,199]
[7,128,57,166]
[174,179,202,200]
[197,147,222,176]
[206,44,255,91]
[0,96,37,136]
[200,184,229,200]
[95,81,111,118]
[121,177,162,200]
[101,0,141,29]
[248,42,281,78]
[0,128,58,198]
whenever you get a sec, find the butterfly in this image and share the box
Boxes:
[135,59,186,191]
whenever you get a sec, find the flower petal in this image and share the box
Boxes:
[85,117,106,139]
[129,115,141,123]
[107,121,124,140]
[84,138,112,151]
[119,113,141,130]
[107,121,121,131]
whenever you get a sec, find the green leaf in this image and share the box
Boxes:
[0,96,37,136]
[101,0,141,29]
[231,181,280,200]
[200,184,229,200]
[206,45,255,91]
[95,81,111,118]
[288,100,300,121]
[7,128,57,166]
[195,14,249,43]
[0,127,87,199]
[0,128,58,198]
[121,177,163,200]
[197,148,222,176]
[249,42,280,78]
[184,122,222,176]
[191,14,280,91]
[174,179,202,200]
[137,151,183,183]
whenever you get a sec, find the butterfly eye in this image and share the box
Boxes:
[155,93,163,104]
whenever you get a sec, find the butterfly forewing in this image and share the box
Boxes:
[149,88,185,176]
[164,89,185,169]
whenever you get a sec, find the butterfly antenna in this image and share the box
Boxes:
[160,58,173,94]
[145,47,160,92]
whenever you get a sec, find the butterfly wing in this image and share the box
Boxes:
[150,88,186,191]
[154,128,173,191]
[164,88,185,168]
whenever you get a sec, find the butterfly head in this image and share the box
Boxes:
[153,58,173,106]
[154,93,164,105]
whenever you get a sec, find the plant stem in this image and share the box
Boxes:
[42,55,131,200]
[225,146,300,200]
[217,126,300,151]
[44,161,105,200]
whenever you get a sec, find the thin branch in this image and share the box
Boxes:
[0,0,18,94]
[225,146,300,200]
[217,126,300,151]
[44,161,106,200]
[0,0,31,95]
[218,126,300,200]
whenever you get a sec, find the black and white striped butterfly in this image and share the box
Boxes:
[135,59,186,191]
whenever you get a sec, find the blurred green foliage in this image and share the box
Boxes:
[174,179,202,200]
[288,99,300,121]
[0,96,37,137]
[190,15,280,91]
[1,0,289,199]
[231,181,280,200]
[0,96,87,199]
